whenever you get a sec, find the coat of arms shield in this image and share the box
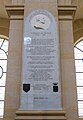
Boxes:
[23,84,30,92]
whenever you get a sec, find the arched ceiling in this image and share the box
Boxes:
[0,0,83,20]
[74,0,83,20]
[0,0,11,18]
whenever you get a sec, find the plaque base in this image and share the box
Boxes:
[15,110,67,120]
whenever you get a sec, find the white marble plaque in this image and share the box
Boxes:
[20,9,62,110]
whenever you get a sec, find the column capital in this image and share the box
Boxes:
[5,5,24,20]
[58,5,76,20]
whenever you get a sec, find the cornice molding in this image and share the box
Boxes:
[58,5,76,20]
[5,5,76,20]
[15,110,67,120]
[5,5,24,20]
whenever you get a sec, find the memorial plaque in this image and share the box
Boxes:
[20,9,62,110]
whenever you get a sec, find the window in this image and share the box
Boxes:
[0,35,8,118]
[74,38,83,117]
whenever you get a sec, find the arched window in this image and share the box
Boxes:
[0,35,8,118]
[74,37,83,117]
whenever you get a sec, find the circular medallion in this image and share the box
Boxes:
[31,14,50,30]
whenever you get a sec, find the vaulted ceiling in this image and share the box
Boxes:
[0,0,11,18]
[74,0,83,20]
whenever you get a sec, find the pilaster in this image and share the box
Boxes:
[58,0,72,5]
[4,5,24,120]
[58,4,78,120]
[12,0,25,5]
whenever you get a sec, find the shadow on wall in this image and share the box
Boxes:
[73,19,83,43]
[0,18,10,38]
